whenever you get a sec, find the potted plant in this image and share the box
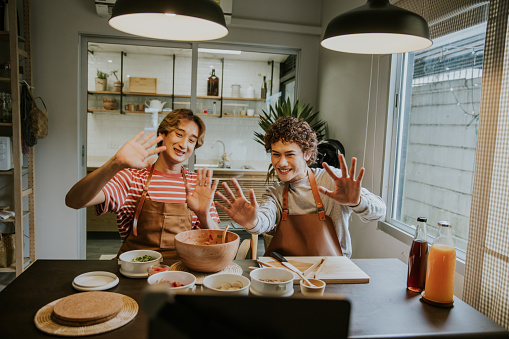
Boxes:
[254,98,327,182]
[110,70,123,92]
[95,69,108,91]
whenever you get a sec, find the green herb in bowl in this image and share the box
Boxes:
[131,255,155,262]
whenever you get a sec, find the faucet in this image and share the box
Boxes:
[211,140,231,168]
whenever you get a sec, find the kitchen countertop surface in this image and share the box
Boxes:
[0,258,507,338]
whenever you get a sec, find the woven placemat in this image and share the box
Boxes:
[170,261,243,284]
[34,294,138,337]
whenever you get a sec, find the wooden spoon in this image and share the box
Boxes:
[222,224,230,243]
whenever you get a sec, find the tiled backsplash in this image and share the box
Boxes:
[87,112,270,170]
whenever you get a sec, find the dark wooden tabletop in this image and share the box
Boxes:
[0,258,507,339]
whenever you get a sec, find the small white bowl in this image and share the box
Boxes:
[147,271,196,293]
[249,267,294,296]
[300,278,326,297]
[118,250,162,277]
[202,273,250,296]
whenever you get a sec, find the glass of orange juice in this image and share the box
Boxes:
[422,221,456,306]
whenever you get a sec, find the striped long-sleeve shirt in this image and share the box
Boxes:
[95,167,220,240]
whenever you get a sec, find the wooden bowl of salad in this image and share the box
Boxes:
[175,229,239,273]
[118,249,162,278]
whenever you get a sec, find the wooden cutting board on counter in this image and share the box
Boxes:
[257,256,370,284]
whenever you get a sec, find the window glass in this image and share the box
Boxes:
[390,23,487,253]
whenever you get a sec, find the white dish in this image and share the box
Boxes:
[249,286,293,297]
[72,271,119,291]
[147,271,196,293]
[119,268,148,278]
[202,273,250,296]
[118,250,162,275]
[250,267,294,296]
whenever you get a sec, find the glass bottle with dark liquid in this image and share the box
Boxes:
[407,217,428,292]
[207,69,219,96]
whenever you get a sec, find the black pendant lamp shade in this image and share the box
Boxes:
[321,0,432,54]
[109,0,228,41]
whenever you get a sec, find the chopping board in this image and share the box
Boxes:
[257,256,369,284]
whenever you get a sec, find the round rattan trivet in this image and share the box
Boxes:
[170,261,243,284]
[34,295,138,336]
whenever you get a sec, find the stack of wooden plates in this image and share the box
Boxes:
[34,291,138,336]
[52,292,123,326]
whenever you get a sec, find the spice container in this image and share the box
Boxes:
[421,221,456,307]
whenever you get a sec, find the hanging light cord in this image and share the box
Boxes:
[362,55,374,169]
[371,55,381,192]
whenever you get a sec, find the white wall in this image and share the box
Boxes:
[318,0,465,298]
[31,0,321,259]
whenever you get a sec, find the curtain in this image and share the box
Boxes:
[462,0,509,330]
[393,0,489,39]
[393,0,509,330]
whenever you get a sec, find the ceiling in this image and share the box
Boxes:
[88,42,289,62]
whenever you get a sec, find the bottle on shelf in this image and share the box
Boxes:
[261,76,267,99]
[407,217,428,292]
[212,101,217,115]
[422,221,456,306]
[207,69,219,96]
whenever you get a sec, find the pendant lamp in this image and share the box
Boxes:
[321,0,432,54]
[109,0,228,41]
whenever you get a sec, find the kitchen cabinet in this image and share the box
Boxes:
[0,0,36,276]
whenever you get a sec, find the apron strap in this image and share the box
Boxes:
[307,168,326,221]
[281,168,326,221]
[132,166,155,236]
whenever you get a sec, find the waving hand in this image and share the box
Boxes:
[318,154,364,207]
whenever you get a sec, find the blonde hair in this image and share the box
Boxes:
[157,109,206,148]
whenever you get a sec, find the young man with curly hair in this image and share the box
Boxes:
[216,117,385,258]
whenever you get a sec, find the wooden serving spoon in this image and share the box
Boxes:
[222,224,230,244]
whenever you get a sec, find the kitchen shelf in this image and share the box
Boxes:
[0,167,29,175]
[0,210,30,223]
[0,122,13,126]
[1,0,37,276]
[0,30,25,42]
[0,257,31,273]
[88,109,121,113]
[87,90,121,95]
[124,91,173,97]
[223,97,265,101]
[196,113,259,119]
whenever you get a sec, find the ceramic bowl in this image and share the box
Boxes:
[249,267,294,296]
[102,98,116,110]
[175,229,240,273]
[118,249,162,276]
[300,278,326,297]
[147,271,196,293]
[202,273,250,296]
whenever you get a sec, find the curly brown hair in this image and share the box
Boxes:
[157,109,206,149]
[264,117,318,165]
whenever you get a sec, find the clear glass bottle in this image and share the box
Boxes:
[407,217,428,292]
[212,101,217,115]
[207,69,219,96]
[422,221,456,305]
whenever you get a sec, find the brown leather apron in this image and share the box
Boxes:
[118,166,194,262]
[264,168,343,257]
